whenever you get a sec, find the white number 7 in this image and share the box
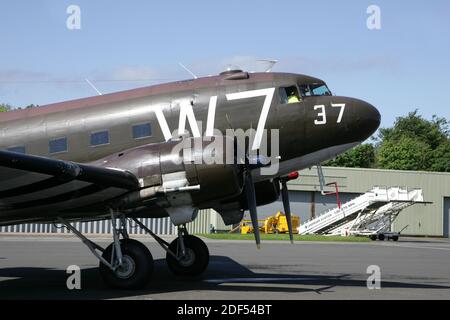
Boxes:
[226,87,275,151]
[332,103,346,123]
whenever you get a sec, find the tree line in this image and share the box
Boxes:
[0,103,39,112]
[326,110,450,172]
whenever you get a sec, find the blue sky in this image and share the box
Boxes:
[0,0,449,127]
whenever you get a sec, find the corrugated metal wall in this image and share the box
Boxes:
[186,210,213,234]
[0,209,215,235]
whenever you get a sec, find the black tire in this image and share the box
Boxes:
[99,239,154,289]
[369,235,377,241]
[378,234,385,241]
[392,236,399,242]
[166,235,209,276]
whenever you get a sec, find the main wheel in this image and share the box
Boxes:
[99,239,154,289]
[369,235,377,241]
[378,234,385,241]
[392,235,399,242]
[166,235,209,276]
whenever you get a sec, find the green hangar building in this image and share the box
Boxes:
[257,166,450,238]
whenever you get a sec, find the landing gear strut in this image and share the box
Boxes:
[58,212,154,289]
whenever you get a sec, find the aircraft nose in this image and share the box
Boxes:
[354,99,381,140]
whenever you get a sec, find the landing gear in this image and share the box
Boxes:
[99,239,154,289]
[57,212,210,290]
[58,212,154,290]
[132,220,210,277]
[133,218,209,276]
[166,229,209,276]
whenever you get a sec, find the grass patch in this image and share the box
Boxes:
[197,233,370,242]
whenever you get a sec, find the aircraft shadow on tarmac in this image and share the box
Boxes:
[0,255,449,299]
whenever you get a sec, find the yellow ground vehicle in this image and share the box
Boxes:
[240,212,300,234]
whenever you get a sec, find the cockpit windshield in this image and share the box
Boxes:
[298,83,332,97]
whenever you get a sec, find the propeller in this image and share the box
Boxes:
[242,153,269,250]
[244,169,261,249]
[279,172,299,244]
[280,179,294,244]
[242,154,298,248]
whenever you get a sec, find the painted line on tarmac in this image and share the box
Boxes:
[379,243,450,251]
[204,277,323,284]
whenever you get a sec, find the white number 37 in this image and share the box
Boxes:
[314,103,346,125]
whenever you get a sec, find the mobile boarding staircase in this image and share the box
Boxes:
[297,186,428,240]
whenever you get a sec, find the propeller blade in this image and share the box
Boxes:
[281,180,294,244]
[244,172,261,249]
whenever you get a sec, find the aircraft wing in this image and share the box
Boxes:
[0,150,140,225]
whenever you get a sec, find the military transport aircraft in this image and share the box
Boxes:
[0,69,380,289]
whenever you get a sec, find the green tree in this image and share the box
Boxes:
[430,141,450,172]
[376,110,450,171]
[377,136,432,170]
[326,111,450,172]
[325,144,376,168]
[0,103,13,112]
[377,110,448,149]
[0,103,38,111]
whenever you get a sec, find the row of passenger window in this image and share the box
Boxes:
[6,123,152,155]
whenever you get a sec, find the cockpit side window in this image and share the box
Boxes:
[299,83,332,97]
[311,83,332,96]
[299,84,311,97]
[279,86,301,104]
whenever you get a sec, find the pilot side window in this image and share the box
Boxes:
[90,130,110,146]
[279,86,301,104]
[132,123,152,139]
[7,146,26,154]
[299,83,332,97]
[311,83,332,96]
[49,137,67,154]
[299,84,312,97]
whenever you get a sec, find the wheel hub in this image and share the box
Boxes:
[179,248,196,267]
[115,255,136,279]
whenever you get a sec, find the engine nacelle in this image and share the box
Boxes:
[94,136,244,210]
[213,179,281,225]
